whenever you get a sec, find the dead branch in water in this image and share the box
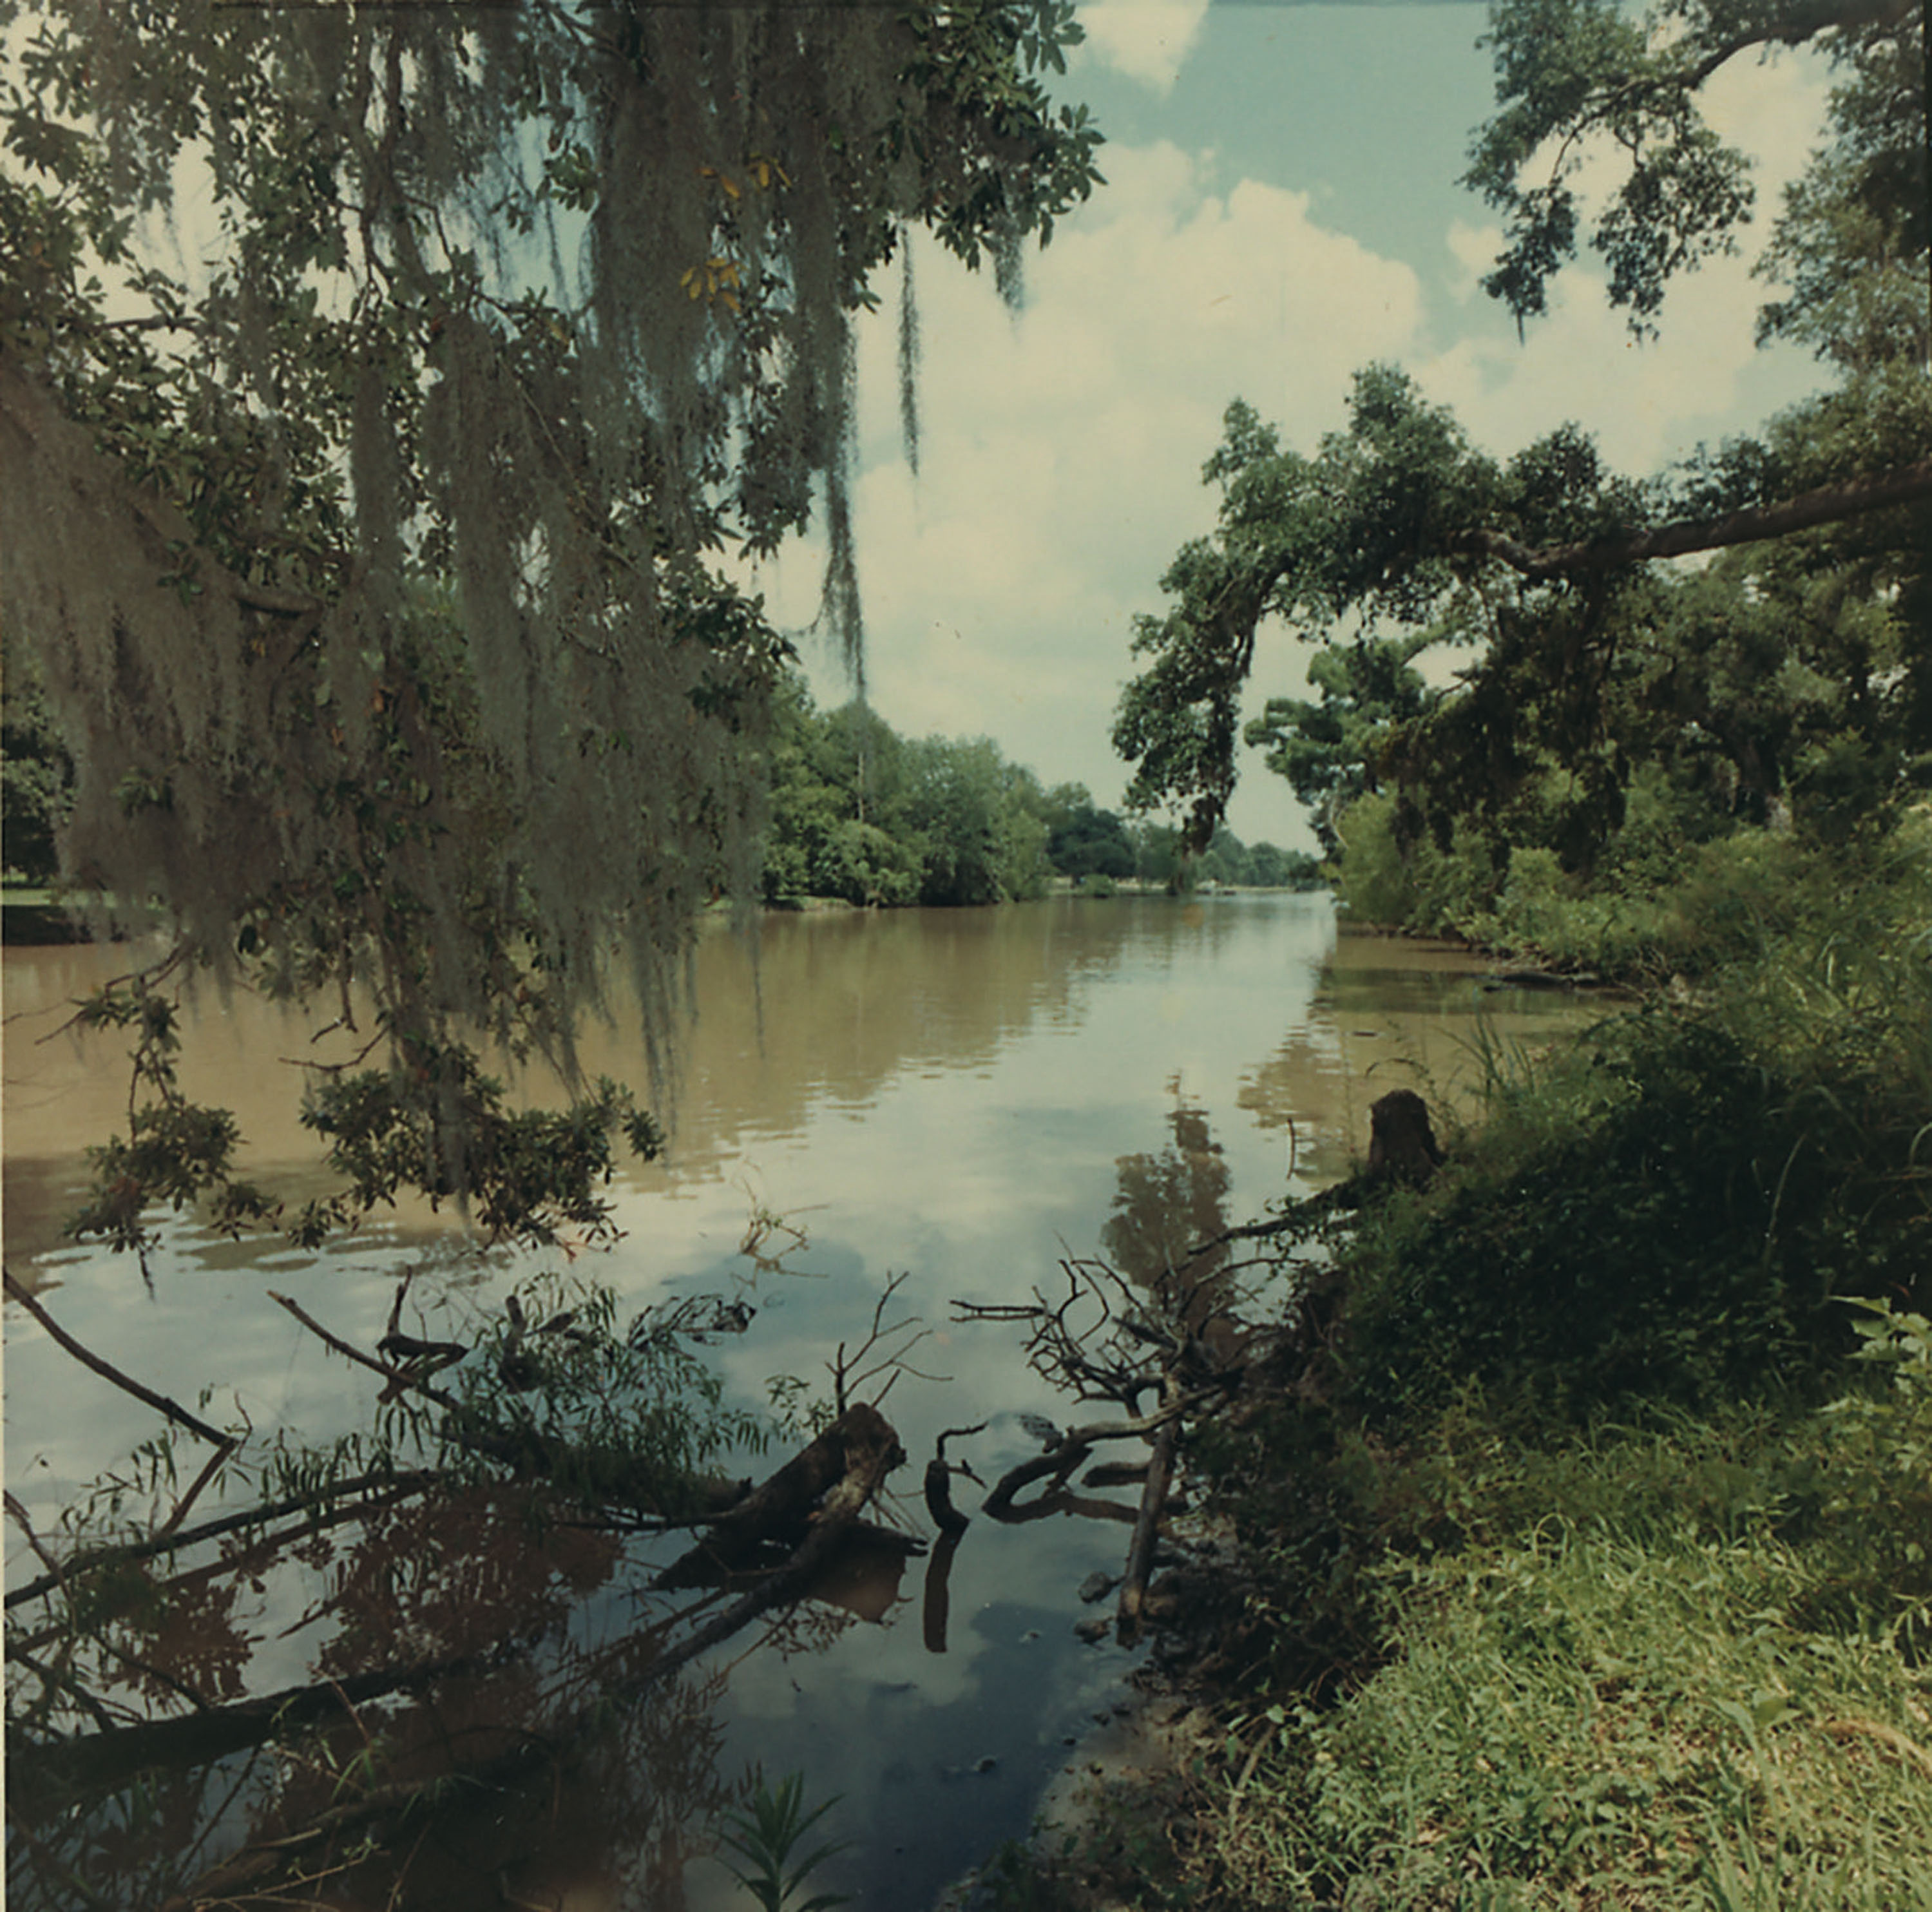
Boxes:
[5,1269,235,1447]
[1118,1379,1184,1643]
[923,1420,988,1535]
[953,1257,1165,1413]
[979,1395,1210,1521]
[149,1402,908,1910]
[830,1268,947,1412]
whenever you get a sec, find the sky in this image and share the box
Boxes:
[749,1,1837,851]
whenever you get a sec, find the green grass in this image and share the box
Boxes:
[1196,1403,1932,1911]
[987,840,1932,1911]
[1000,1396,1932,1911]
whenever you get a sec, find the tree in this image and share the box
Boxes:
[1467,0,1924,334]
[1116,5,1927,861]
[1243,841,1325,890]
[1245,634,1439,859]
[1042,787,1138,880]
[1,627,69,883]
[0,2,1102,1238]
[1114,373,1629,850]
[900,733,1052,905]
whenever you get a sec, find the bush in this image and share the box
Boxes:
[1329,946,1932,1421]
[1333,793,1417,924]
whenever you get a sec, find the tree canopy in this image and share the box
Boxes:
[1115,2,1927,865]
[1,1,1099,1037]
[1467,0,1924,333]
[0,1,1101,1238]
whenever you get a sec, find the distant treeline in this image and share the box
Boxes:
[0,658,1320,909]
[761,680,1322,908]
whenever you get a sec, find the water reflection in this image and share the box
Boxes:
[5,897,1603,1910]
[6,1470,737,1912]
[1104,1098,1233,1321]
[1238,926,1609,1186]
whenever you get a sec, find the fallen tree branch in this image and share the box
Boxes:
[659,1401,906,1583]
[13,1643,510,1806]
[267,1290,464,1413]
[4,1466,435,1612]
[923,1421,988,1536]
[980,1396,1209,1522]
[154,1403,908,1909]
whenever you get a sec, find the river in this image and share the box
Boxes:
[3,894,1598,1910]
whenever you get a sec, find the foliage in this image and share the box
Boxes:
[759,678,1058,907]
[1113,372,1663,853]
[440,1272,772,1512]
[1116,12,1926,883]
[58,950,668,1263]
[980,848,1931,1904]
[1468,0,1925,334]
[1337,834,1931,1411]
[1,1,1102,1215]
[1187,1397,1932,1911]
[293,1054,665,1250]
[4,1254,794,1907]
[0,631,69,884]
[716,1771,852,1912]
[1247,633,1438,859]
[1042,783,1138,881]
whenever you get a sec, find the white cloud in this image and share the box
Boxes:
[1416,250,1825,475]
[1444,219,1502,306]
[754,142,1420,837]
[1075,0,1214,95]
[751,46,1840,848]
[1422,46,1834,473]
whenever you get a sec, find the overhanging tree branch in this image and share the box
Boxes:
[1462,457,1932,580]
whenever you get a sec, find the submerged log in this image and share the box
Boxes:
[658,1401,904,1585]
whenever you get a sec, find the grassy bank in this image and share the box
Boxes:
[1333,795,1932,989]
[986,832,1932,1910]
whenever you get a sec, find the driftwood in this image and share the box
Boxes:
[980,1395,1210,1527]
[5,1270,234,1446]
[659,1401,904,1585]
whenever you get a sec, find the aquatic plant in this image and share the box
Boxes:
[716,1770,852,1912]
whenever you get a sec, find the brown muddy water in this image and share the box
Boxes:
[3,895,1602,1911]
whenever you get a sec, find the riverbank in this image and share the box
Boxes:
[14,895,1580,1910]
[979,851,1932,1909]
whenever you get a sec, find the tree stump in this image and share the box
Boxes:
[1367,1089,1444,1187]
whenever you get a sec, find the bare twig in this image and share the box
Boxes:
[5,1491,65,1583]
[5,1270,235,1446]
[954,1257,1167,1411]
[830,1270,944,1412]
